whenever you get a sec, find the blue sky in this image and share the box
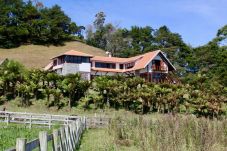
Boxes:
[40,0,227,47]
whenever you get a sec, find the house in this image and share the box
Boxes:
[45,50,176,82]
[45,50,93,80]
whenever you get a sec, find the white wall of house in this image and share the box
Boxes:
[56,68,63,75]
[62,63,79,75]
[53,64,63,70]
[53,62,91,79]
[78,63,91,72]
[116,63,120,69]
[62,63,91,75]
[91,61,95,67]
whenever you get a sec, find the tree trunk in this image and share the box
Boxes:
[68,94,72,109]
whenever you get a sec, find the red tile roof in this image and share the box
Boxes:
[91,50,161,72]
[91,55,142,63]
[51,50,93,59]
[132,50,160,70]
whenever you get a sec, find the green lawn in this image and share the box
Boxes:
[79,129,139,151]
[0,123,51,150]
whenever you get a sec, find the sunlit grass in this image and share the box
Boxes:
[0,41,106,68]
[79,114,227,151]
[0,123,51,150]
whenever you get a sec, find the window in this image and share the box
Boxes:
[65,55,90,64]
[95,62,116,69]
[53,60,57,66]
[81,57,89,63]
[120,64,124,69]
[125,62,135,69]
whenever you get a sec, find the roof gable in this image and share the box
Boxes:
[51,50,93,59]
[90,50,175,71]
[133,50,161,70]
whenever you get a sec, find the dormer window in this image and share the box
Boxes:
[125,62,135,69]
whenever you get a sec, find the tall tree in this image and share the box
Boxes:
[93,11,106,31]
[0,0,83,48]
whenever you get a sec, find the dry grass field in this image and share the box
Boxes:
[0,41,106,68]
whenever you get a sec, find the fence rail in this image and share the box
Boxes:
[5,117,86,151]
[1,111,110,151]
[0,111,80,128]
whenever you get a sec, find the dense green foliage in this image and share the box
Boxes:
[84,76,226,117]
[0,0,84,48]
[0,60,226,118]
[0,60,89,109]
[86,12,189,63]
[188,34,227,87]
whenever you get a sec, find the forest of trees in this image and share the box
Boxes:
[86,12,227,88]
[0,0,84,48]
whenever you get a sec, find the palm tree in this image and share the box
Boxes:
[61,74,89,108]
[0,60,25,98]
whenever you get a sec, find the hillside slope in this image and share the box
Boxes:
[0,41,106,68]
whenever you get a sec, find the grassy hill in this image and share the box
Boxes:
[0,41,106,68]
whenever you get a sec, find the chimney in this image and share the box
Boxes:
[106,51,112,57]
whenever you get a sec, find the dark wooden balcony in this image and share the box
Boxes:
[152,65,167,72]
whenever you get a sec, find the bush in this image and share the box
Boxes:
[0,96,7,105]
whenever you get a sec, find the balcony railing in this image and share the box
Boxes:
[152,65,167,71]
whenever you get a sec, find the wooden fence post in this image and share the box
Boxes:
[65,125,73,151]
[49,115,52,129]
[83,116,86,129]
[16,138,26,151]
[94,113,96,127]
[60,127,66,151]
[29,115,32,129]
[7,114,10,125]
[69,124,75,150]
[53,129,58,151]
[39,131,48,151]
